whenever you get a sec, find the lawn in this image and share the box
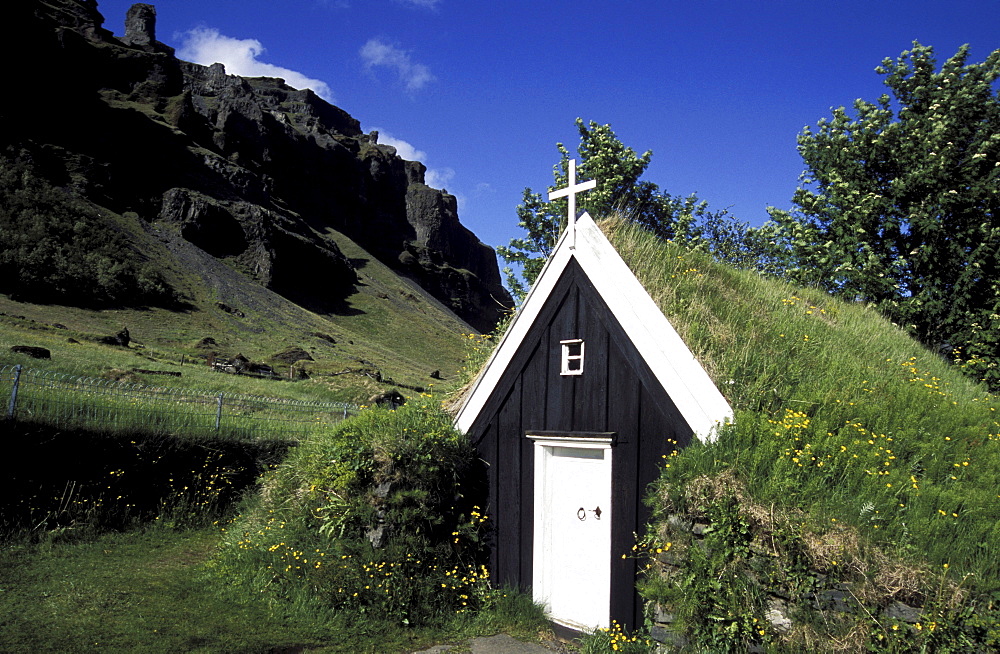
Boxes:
[0,524,553,653]
[0,527,346,653]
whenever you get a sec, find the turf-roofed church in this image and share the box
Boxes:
[454,162,733,633]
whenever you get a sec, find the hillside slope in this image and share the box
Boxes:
[601,217,999,649]
[0,216,474,402]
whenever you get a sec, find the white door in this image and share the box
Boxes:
[531,437,612,632]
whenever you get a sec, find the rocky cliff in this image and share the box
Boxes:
[4,0,511,332]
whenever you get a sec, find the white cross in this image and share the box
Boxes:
[548,158,596,248]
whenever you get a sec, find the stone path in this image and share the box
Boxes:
[411,633,572,653]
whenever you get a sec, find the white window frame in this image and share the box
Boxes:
[560,338,585,376]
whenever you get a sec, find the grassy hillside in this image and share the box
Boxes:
[0,214,523,651]
[0,202,473,405]
[601,217,1000,649]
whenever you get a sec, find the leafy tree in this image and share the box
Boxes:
[763,42,1000,387]
[499,118,742,298]
[497,119,662,297]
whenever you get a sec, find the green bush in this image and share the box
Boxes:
[210,399,495,626]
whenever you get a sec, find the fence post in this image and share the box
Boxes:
[215,393,224,431]
[6,364,22,420]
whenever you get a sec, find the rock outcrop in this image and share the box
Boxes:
[5,0,511,331]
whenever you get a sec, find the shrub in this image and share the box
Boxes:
[0,423,289,542]
[211,399,493,626]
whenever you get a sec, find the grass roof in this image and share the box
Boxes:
[601,216,1000,593]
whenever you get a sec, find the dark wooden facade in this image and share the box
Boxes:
[465,258,695,630]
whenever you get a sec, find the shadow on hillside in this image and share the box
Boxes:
[0,422,294,539]
[276,284,365,317]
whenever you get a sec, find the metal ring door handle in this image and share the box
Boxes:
[577,507,586,521]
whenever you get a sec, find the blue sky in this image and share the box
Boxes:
[96,0,999,252]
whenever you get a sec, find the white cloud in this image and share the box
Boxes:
[359,38,434,91]
[374,129,453,192]
[425,167,455,190]
[177,27,334,101]
[375,131,427,162]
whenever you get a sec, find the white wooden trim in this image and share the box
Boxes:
[527,434,614,444]
[454,213,732,442]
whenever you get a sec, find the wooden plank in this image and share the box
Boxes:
[574,275,610,432]
[476,418,500,579]
[545,273,580,432]
[519,414,535,591]
[608,338,641,630]
[518,339,548,589]
[575,270,691,442]
[634,384,667,626]
[496,375,523,587]
[467,264,577,437]
[520,331,548,433]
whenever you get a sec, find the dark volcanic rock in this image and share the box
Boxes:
[310,332,337,344]
[214,302,245,317]
[11,346,51,359]
[120,3,172,54]
[404,182,509,332]
[122,3,155,46]
[98,328,131,347]
[272,347,314,364]
[368,390,406,408]
[6,0,512,331]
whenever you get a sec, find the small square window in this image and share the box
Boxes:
[560,339,585,375]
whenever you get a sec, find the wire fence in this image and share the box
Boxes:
[1,365,358,440]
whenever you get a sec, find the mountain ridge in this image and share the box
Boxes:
[4,0,511,333]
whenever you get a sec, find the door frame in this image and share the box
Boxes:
[527,432,615,632]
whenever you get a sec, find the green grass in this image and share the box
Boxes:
[600,217,1000,650]
[0,416,552,653]
[2,364,356,441]
[0,526,551,653]
[605,217,1000,582]
[0,527,340,653]
[1,526,531,653]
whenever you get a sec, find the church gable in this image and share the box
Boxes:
[454,193,733,631]
[465,256,688,441]
[456,212,732,442]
